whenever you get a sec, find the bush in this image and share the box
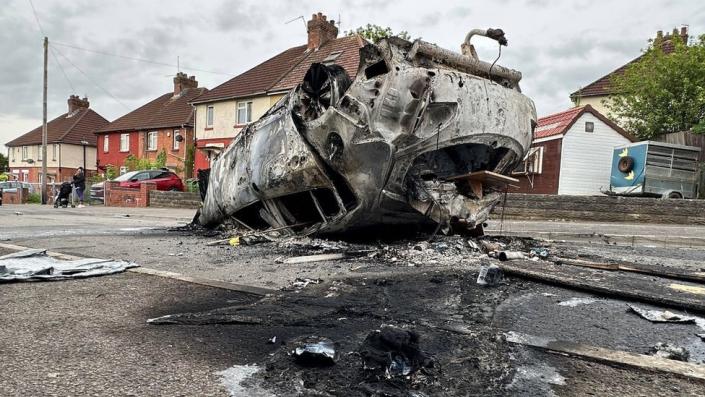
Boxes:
[0,173,8,182]
[27,192,41,204]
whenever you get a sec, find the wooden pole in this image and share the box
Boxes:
[41,36,48,204]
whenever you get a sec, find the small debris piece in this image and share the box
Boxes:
[648,343,690,362]
[477,264,503,286]
[229,237,240,247]
[359,325,433,379]
[283,253,346,264]
[292,337,337,366]
[290,278,322,289]
[627,304,697,324]
[529,247,549,259]
[558,297,598,307]
[268,336,277,344]
[15,212,23,215]
[498,251,524,261]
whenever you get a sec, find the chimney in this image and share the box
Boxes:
[679,26,689,43]
[307,12,338,50]
[174,72,198,96]
[67,95,89,114]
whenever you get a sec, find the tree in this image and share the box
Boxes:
[184,144,195,179]
[605,34,705,139]
[346,24,410,42]
[155,149,167,169]
[0,153,8,172]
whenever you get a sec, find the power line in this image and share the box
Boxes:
[49,46,75,92]
[51,45,130,110]
[27,0,45,35]
[51,41,230,76]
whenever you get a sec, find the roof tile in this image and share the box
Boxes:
[6,108,108,147]
[99,87,207,133]
[192,35,363,104]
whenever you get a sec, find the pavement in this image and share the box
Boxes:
[2,203,705,395]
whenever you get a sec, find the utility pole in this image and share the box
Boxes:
[41,36,48,204]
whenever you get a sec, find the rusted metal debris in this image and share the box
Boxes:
[199,30,536,236]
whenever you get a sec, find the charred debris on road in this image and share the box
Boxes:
[197,29,536,238]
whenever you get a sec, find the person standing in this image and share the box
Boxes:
[73,167,86,208]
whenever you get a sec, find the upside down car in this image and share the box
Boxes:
[198,29,537,236]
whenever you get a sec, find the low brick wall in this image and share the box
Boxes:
[148,190,200,209]
[1,188,29,204]
[104,182,156,207]
[493,193,705,224]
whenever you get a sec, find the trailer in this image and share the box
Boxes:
[609,141,701,198]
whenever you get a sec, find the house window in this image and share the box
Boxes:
[119,166,128,175]
[585,121,594,132]
[173,130,181,150]
[22,146,28,160]
[120,133,130,152]
[37,146,42,161]
[237,101,252,125]
[513,146,544,175]
[52,144,58,161]
[206,106,214,127]
[103,135,109,152]
[147,131,158,151]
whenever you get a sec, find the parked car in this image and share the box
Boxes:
[90,169,184,203]
[0,181,36,194]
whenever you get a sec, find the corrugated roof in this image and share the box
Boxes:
[534,105,635,142]
[99,87,207,133]
[534,106,585,139]
[6,108,108,147]
[192,35,363,104]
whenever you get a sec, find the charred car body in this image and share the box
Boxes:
[199,30,537,235]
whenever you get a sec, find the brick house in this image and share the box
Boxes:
[5,95,108,184]
[512,105,634,195]
[570,27,689,116]
[190,12,364,172]
[96,73,208,179]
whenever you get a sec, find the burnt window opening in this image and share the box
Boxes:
[406,143,513,181]
[271,188,342,231]
[311,188,340,216]
[232,201,270,230]
[364,60,389,79]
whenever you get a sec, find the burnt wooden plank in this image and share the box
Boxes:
[499,260,705,313]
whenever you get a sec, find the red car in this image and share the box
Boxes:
[118,169,184,191]
[90,169,184,202]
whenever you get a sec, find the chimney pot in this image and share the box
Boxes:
[67,94,89,114]
[307,12,339,50]
[174,73,198,96]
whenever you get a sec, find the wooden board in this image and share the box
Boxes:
[499,260,705,313]
[506,331,705,381]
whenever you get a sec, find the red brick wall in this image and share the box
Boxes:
[98,128,195,179]
[1,188,29,204]
[104,181,156,207]
[511,138,562,195]
[97,131,140,171]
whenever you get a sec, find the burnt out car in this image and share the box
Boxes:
[199,30,537,235]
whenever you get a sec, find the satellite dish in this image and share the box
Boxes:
[175,135,184,142]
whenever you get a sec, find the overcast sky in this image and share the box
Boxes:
[1,0,703,152]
